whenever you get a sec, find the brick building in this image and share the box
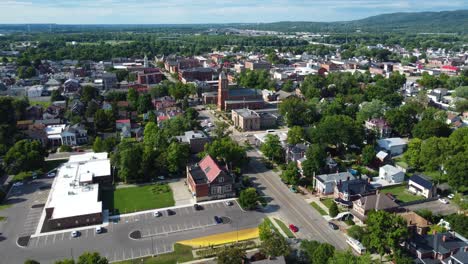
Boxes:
[178,67,213,82]
[245,60,271,71]
[137,68,163,85]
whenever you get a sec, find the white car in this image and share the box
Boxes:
[13,182,23,187]
[447,194,455,199]
[439,198,449,204]
[71,230,80,238]
[224,201,233,206]
[153,211,161,217]
[157,176,165,180]
[47,172,56,178]
[95,226,102,234]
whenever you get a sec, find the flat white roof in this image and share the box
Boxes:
[380,164,402,175]
[46,124,65,136]
[45,152,110,220]
[254,131,288,144]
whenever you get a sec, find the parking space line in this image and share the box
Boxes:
[131,248,134,259]
[113,251,117,261]
[34,237,40,247]
[61,232,65,240]
[185,208,190,214]
[44,234,48,245]
[52,234,56,244]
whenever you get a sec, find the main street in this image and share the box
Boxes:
[199,109,347,249]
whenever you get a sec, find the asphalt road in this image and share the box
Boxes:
[199,109,347,249]
[0,180,263,264]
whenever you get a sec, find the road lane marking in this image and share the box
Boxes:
[52,234,56,244]
[61,232,65,240]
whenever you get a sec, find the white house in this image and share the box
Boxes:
[26,85,44,98]
[314,172,356,195]
[408,175,435,198]
[377,137,407,156]
[379,165,405,184]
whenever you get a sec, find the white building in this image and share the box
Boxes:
[26,85,44,98]
[377,137,407,156]
[44,152,111,230]
[379,165,405,184]
[408,174,435,198]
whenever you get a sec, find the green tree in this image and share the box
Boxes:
[0,97,18,146]
[137,94,153,114]
[114,69,129,82]
[239,187,262,210]
[301,144,326,178]
[85,100,99,118]
[329,202,339,217]
[258,219,274,241]
[127,88,139,107]
[365,210,408,258]
[385,103,420,136]
[404,138,422,169]
[279,97,309,126]
[287,126,304,145]
[216,246,246,264]
[51,90,65,102]
[455,99,468,112]
[347,225,365,241]
[260,232,290,258]
[213,121,231,139]
[412,119,451,139]
[445,214,468,238]
[4,139,45,174]
[282,79,294,92]
[93,137,105,152]
[24,260,40,264]
[114,141,143,183]
[419,137,449,172]
[300,240,335,264]
[166,142,189,175]
[454,86,468,99]
[361,145,375,166]
[280,162,300,185]
[445,151,468,191]
[260,134,283,162]
[80,85,98,103]
[356,99,387,123]
[203,137,248,171]
[77,252,108,264]
[309,115,363,150]
[54,260,74,264]
[94,109,115,132]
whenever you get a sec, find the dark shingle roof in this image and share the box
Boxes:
[410,175,433,189]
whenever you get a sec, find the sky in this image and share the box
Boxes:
[0,0,467,24]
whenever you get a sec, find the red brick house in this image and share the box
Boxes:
[186,155,235,202]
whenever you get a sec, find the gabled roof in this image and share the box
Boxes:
[199,155,223,183]
[410,174,433,189]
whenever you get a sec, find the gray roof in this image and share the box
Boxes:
[316,172,355,183]
[410,175,433,189]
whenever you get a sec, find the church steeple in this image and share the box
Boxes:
[144,54,149,68]
[217,71,228,111]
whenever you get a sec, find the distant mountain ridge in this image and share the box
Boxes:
[237,10,468,33]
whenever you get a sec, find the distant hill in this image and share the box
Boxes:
[238,10,468,33]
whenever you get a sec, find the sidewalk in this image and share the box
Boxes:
[268,216,289,238]
[305,196,332,221]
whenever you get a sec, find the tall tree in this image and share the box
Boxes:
[260,134,283,162]
[239,187,262,210]
[287,126,305,145]
[280,162,300,185]
[356,99,387,123]
[309,115,363,150]
[77,252,108,264]
[216,246,246,264]
[137,94,153,114]
[361,145,376,166]
[203,137,248,171]
[4,139,45,174]
[301,144,326,178]
[260,232,290,259]
[166,142,189,175]
[412,119,451,139]
[279,97,309,126]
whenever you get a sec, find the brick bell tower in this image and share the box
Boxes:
[217,71,228,111]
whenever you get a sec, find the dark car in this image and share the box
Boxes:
[194,204,203,211]
[328,222,339,230]
[214,216,222,224]
[167,209,175,216]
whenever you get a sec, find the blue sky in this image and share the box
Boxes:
[0,0,466,24]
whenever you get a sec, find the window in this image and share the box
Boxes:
[218,176,224,183]
[204,166,211,174]
[217,186,223,194]
[224,185,232,192]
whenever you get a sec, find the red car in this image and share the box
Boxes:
[289,224,298,233]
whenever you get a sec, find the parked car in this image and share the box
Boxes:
[214,216,222,224]
[224,201,233,206]
[167,209,175,216]
[439,198,449,204]
[289,224,298,233]
[153,211,162,217]
[328,222,339,230]
[447,194,455,199]
[95,226,103,234]
[157,176,165,180]
[71,230,80,238]
[289,186,298,193]
[47,172,56,178]
[13,182,24,187]
[194,204,203,211]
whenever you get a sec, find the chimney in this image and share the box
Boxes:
[339,179,342,186]
[347,176,350,181]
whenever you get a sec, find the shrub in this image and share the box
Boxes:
[329,202,339,217]
[59,145,73,152]
[13,171,33,182]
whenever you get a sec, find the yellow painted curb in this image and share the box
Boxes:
[178,228,259,247]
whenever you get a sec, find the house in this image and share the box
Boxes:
[365,118,392,138]
[24,123,48,146]
[407,232,468,263]
[186,155,235,202]
[175,130,210,153]
[377,137,407,156]
[25,105,44,120]
[334,178,376,202]
[63,79,81,94]
[351,191,398,224]
[26,85,44,98]
[286,143,308,163]
[379,165,405,184]
[408,175,435,198]
[254,131,288,148]
[399,211,431,236]
[102,72,118,89]
[61,124,88,146]
[116,119,131,138]
[313,172,356,195]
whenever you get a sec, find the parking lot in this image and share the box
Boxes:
[402,199,458,215]
[14,200,262,263]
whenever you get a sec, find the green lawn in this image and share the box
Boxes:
[0,204,12,211]
[102,184,175,215]
[321,198,344,213]
[381,184,424,203]
[30,100,51,108]
[0,216,6,221]
[274,218,295,238]
[116,243,193,264]
[310,202,328,215]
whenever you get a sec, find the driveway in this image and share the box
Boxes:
[169,179,193,206]
[402,199,458,215]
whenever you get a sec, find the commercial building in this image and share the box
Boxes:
[44,152,111,230]
[245,61,271,71]
[137,68,163,85]
[231,108,277,131]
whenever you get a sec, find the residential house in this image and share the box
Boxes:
[408,174,435,198]
[116,119,131,138]
[186,155,235,202]
[377,137,407,156]
[334,178,376,202]
[313,172,356,195]
[175,130,210,153]
[61,124,88,145]
[63,79,81,94]
[379,165,405,184]
[407,232,467,263]
[25,105,44,120]
[351,191,399,224]
[399,211,431,236]
[26,85,44,98]
[24,123,48,146]
[286,143,308,163]
[365,118,392,138]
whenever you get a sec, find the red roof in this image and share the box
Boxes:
[441,65,459,71]
[199,155,222,183]
[116,119,130,124]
